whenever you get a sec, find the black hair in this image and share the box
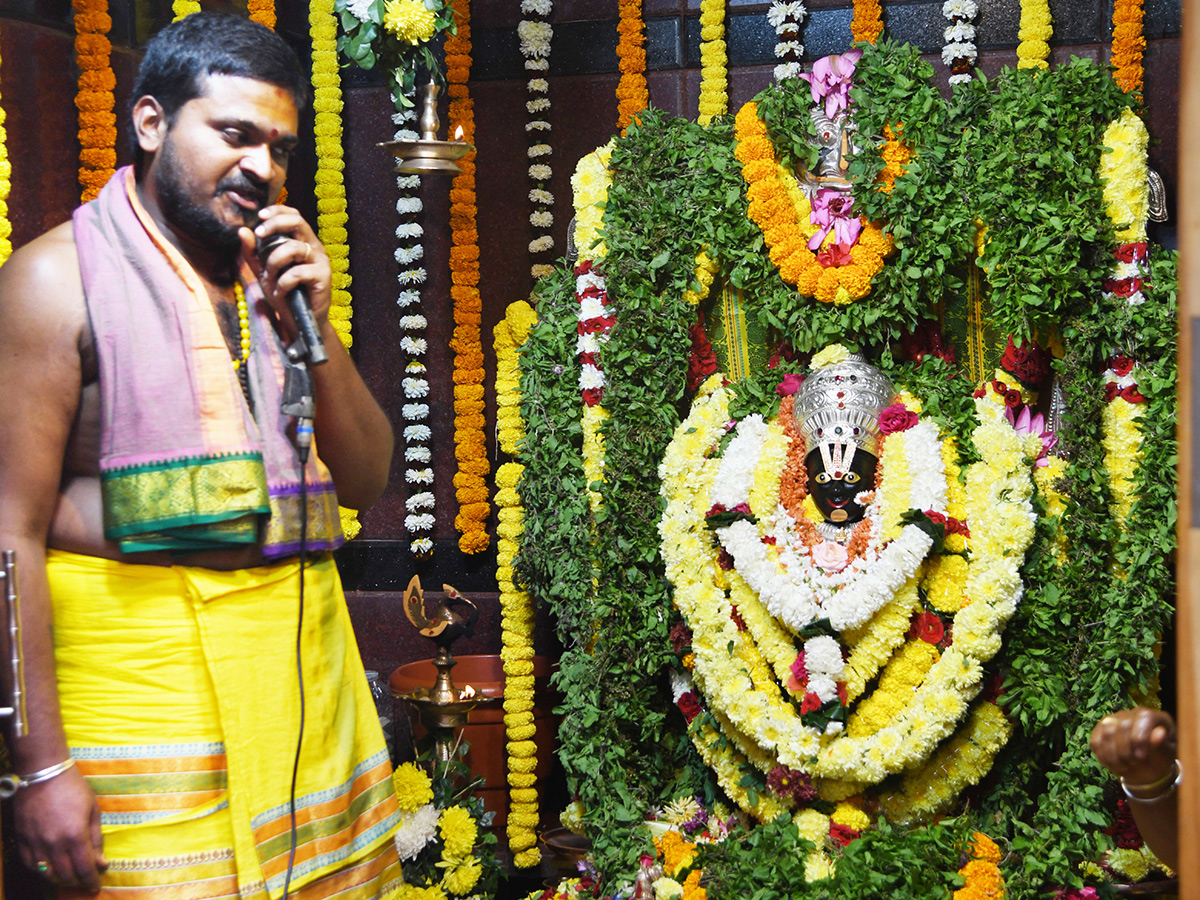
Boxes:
[130,11,309,171]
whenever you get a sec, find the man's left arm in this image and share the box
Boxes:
[241,206,394,510]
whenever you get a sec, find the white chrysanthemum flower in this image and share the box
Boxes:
[400,315,428,330]
[396,174,421,190]
[395,222,424,239]
[405,468,434,485]
[669,669,694,703]
[775,20,801,35]
[526,119,551,131]
[941,41,977,64]
[346,0,374,21]
[775,41,804,57]
[942,0,978,17]
[576,333,601,355]
[529,163,552,180]
[403,424,432,442]
[767,1,807,27]
[406,491,436,511]
[403,403,430,421]
[531,211,554,228]
[521,0,552,14]
[948,73,973,85]
[393,127,419,142]
[528,78,549,93]
[406,360,427,374]
[396,197,423,215]
[527,98,551,114]
[774,62,804,80]
[529,235,555,253]
[394,804,439,860]
[406,446,432,463]
[525,57,550,71]
[405,513,436,531]
[517,20,553,56]
[400,336,428,355]
[529,188,554,204]
[398,268,427,285]
[944,21,976,41]
[528,143,552,158]
[394,245,425,265]
[579,365,606,390]
[391,109,416,125]
[397,289,422,308]
[411,537,433,554]
[532,263,555,278]
[403,377,429,398]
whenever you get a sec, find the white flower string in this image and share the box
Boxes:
[941,0,978,85]
[520,0,555,278]
[393,92,435,557]
[768,0,808,81]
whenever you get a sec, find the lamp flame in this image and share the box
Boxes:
[454,125,464,141]
[459,684,476,699]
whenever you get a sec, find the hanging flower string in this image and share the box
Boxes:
[247,0,276,28]
[0,44,11,266]
[1111,0,1145,94]
[1016,0,1052,69]
[519,0,555,279]
[309,0,361,539]
[74,0,117,203]
[445,0,490,554]
[769,1,807,82]
[493,300,541,868]
[851,0,883,44]
[941,0,978,85]
[616,0,648,133]
[698,0,728,124]
[171,0,200,20]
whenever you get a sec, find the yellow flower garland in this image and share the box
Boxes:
[74,0,117,203]
[445,0,491,555]
[616,0,649,133]
[493,302,541,867]
[682,251,721,306]
[0,44,11,266]
[309,0,361,540]
[172,0,201,20]
[734,102,892,305]
[1111,0,1145,95]
[1102,396,1144,525]
[571,141,614,261]
[697,0,728,126]
[1101,110,1149,245]
[954,833,1005,900]
[1016,0,1053,69]
[248,0,277,29]
[851,0,884,44]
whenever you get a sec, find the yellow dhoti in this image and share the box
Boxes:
[47,550,401,900]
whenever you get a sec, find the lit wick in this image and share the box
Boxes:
[453,125,464,142]
[459,684,476,700]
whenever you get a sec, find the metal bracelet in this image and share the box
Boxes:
[1120,759,1183,802]
[0,757,77,798]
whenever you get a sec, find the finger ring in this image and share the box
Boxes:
[302,243,312,262]
[36,861,49,873]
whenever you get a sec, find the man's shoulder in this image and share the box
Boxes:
[0,220,85,322]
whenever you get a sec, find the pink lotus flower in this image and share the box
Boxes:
[1005,404,1058,467]
[812,540,848,573]
[808,189,862,251]
[799,50,862,120]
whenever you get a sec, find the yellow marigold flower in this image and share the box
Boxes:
[393,762,434,812]
[383,0,437,44]
[811,344,851,369]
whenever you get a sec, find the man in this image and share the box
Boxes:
[0,13,400,897]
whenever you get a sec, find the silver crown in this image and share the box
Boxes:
[793,354,895,460]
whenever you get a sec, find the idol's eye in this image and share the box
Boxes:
[814,472,832,485]
[844,472,860,484]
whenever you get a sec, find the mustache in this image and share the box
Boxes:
[217,175,269,211]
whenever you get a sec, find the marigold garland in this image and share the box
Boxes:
[1016,0,1052,69]
[172,0,200,20]
[878,124,913,194]
[851,0,884,44]
[0,45,11,266]
[697,0,728,126]
[733,102,893,304]
[248,0,277,29]
[74,0,116,203]
[445,0,490,554]
[1111,0,1145,95]
[616,0,648,133]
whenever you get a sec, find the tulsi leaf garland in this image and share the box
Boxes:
[446,0,490,554]
[74,0,116,203]
[520,0,555,278]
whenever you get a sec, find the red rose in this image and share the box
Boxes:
[717,547,735,571]
[916,611,944,644]
[1001,337,1051,387]
[678,690,702,723]
[687,319,718,392]
[761,535,778,545]
[790,652,809,684]
[776,373,805,396]
[800,691,823,714]
[992,379,1008,394]
[925,510,947,526]
[829,822,860,847]
[879,404,918,434]
[1104,277,1144,297]
[836,681,848,705]
[1103,382,1120,402]
[583,387,604,406]
[1109,355,1135,376]
[1120,385,1146,403]
[816,242,854,268]
[669,620,693,654]
[1004,389,1023,408]
[730,607,748,631]
[1114,242,1148,264]
[575,260,595,277]
[973,386,987,399]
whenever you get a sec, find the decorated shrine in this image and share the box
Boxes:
[0,0,1186,898]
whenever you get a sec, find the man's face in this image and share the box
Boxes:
[148,74,299,251]
[806,446,877,524]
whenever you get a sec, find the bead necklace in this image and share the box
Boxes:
[232,283,253,410]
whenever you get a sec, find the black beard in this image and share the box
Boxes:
[154,141,264,254]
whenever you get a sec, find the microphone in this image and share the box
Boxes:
[255,230,329,366]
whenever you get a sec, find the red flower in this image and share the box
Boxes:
[767,765,818,802]
[1001,336,1051,387]
[687,317,718,392]
[981,671,1006,703]
[829,822,860,846]
[816,242,854,268]
[1103,382,1120,402]
[800,691,823,714]
[717,547,735,571]
[583,387,604,406]
[730,607,748,631]
[925,510,947,526]
[776,373,804,396]
[1114,242,1148,264]
[914,611,944,644]
[836,681,848,705]
[878,404,918,434]
[1003,389,1023,408]
[669,620,693,654]
[762,535,778,545]
[1120,384,1146,403]
[1103,277,1144,297]
[973,386,987,399]
[678,690,702,723]
[1109,355,1135,376]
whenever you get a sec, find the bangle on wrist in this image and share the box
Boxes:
[0,757,77,797]
[1120,759,1183,801]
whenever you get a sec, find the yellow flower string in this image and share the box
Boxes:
[1111,0,1145,95]
[309,0,360,539]
[248,0,277,30]
[0,43,11,266]
[446,0,490,554]
[878,124,913,194]
[616,0,648,133]
[172,0,201,20]
[953,833,1005,900]
[74,0,117,203]
[493,301,541,866]
[1016,0,1052,69]
[697,0,728,126]
[851,0,884,44]
[682,250,720,306]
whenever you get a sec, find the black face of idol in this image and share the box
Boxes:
[805,446,878,524]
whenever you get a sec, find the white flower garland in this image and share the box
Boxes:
[520,1,555,278]
[942,0,978,85]
[393,93,434,557]
[768,1,808,81]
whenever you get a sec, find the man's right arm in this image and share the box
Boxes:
[0,222,108,891]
